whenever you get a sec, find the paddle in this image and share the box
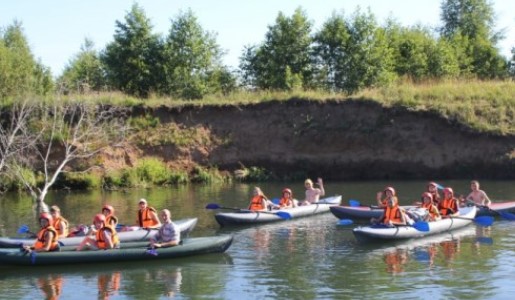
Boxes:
[205,203,292,220]
[448,215,494,226]
[412,221,430,232]
[17,224,37,236]
[349,199,361,207]
[337,219,354,226]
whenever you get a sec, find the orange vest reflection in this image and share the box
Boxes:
[98,272,121,300]
[384,249,408,274]
[441,239,460,265]
[37,275,63,300]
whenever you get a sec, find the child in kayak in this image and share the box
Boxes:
[50,205,69,238]
[439,187,460,217]
[376,186,396,208]
[300,178,325,206]
[420,192,441,221]
[372,196,408,227]
[248,187,271,211]
[22,213,59,253]
[76,214,119,250]
[465,180,492,207]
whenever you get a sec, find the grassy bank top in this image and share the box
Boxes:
[13,80,515,136]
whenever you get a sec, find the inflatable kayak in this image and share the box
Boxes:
[0,218,198,248]
[352,206,477,243]
[330,205,416,220]
[214,195,342,227]
[475,201,515,217]
[0,235,233,266]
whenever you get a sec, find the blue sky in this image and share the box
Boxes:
[1,0,514,77]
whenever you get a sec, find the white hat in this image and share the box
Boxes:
[139,198,147,204]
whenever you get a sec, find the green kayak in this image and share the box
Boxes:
[0,235,233,266]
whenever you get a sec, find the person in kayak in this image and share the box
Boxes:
[300,178,325,206]
[76,214,120,250]
[248,187,271,211]
[22,213,59,253]
[277,188,296,209]
[372,196,408,227]
[376,186,397,208]
[102,204,119,228]
[438,187,460,217]
[50,205,69,238]
[137,198,161,229]
[420,192,441,221]
[427,182,441,205]
[465,180,492,207]
[149,209,181,248]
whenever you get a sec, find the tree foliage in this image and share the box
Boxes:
[162,9,235,99]
[101,4,163,97]
[0,21,53,99]
[439,0,507,78]
[240,8,313,90]
[57,38,107,94]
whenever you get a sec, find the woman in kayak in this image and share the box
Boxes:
[465,180,492,207]
[427,182,441,205]
[376,186,397,208]
[300,178,325,206]
[76,214,119,250]
[248,187,270,211]
[22,213,60,253]
[137,198,161,229]
[372,196,408,227]
[102,204,119,228]
[50,205,69,238]
[149,209,181,248]
[420,192,441,221]
[438,187,460,217]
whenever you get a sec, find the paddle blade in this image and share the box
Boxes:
[412,221,430,232]
[349,199,360,207]
[474,216,494,226]
[498,211,515,221]
[205,203,221,210]
[275,211,292,220]
[475,237,493,245]
[17,225,29,234]
[337,219,353,226]
[272,198,280,205]
[435,183,445,190]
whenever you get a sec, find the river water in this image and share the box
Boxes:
[1,180,515,299]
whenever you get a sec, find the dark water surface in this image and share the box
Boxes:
[1,180,515,299]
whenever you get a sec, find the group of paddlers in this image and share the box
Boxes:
[371,180,491,227]
[247,178,326,211]
[22,198,181,253]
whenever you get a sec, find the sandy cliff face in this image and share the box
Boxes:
[119,99,515,180]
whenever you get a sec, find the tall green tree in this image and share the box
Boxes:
[101,4,163,98]
[0,21,53,99]
[439,0,507,78]
[163,9,235,99]
[313,8,395,94]
[240,8,313,90]
[57,38,107,94]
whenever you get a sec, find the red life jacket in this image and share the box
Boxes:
[138,207,159,228]
[279,197,293,208]
[249,195,266,211]
[439,197,458,216]
[95,226,119,249]
[384,206,402,224]
[34,226,59,251]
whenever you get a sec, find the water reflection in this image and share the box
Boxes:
[97,272,121,300]
[37,274,64,300]
[383,248,409,274]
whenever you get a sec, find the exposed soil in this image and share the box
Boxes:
[100,99,515,180]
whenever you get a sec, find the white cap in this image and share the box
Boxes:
[139,198,147,204]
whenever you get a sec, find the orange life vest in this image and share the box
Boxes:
[138,207,159,228]
[249,195,266,211]
[422,203,439,220]
[95,226,120,249]
[383,206,402,224]
[279,197,293,208]
[34,226,59,251]
[53,216,69,237]
[439,197,458,216]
